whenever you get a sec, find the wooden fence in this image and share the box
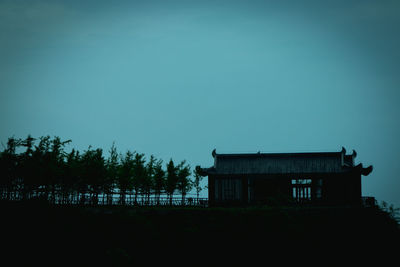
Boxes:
[0,190,208,207]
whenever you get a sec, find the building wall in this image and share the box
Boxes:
[323,174,361,205]
[251,177,291,204]
[215,178,242,201]
[208,173,362,207]
[208,175,248,206]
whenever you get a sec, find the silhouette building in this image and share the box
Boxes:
[197,148,373,207]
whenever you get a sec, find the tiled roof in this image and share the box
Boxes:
[198,148,372,176]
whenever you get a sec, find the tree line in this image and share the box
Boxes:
[0,135,205,206]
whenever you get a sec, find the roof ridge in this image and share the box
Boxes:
[216,151,341,157]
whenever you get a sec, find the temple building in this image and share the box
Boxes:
[197,148,373,207]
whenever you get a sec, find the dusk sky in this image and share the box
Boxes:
[1,0,399,205]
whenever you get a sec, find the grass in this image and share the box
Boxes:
[1,201,399,266]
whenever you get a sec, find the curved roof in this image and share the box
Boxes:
[198,148,373,176]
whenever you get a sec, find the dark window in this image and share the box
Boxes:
[292,179,312,201]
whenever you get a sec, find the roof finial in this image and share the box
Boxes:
[352,149,357,158]
[362,165,373,176]
[212,149,216,158]
[341,147,346,154]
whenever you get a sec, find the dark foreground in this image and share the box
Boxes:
[1,201,399,266]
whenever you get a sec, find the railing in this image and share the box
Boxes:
[71,196,209,207]
[0,191,208,207]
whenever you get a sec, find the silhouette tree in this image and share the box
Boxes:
[132,153,146,205]
[193,167,204,202]
[48,137,69,203]
[176,160,192,205]
[0,135,199,207]
[153,159,165,205]
[64,149,81,204]
[20,135,36,200]
[118,151,134,205]
[105,142,119,205]
[33,136,52,201]
[165,159,178,205]
[143,155,156,204]
[0,137,22,200]
[81,147,106,205]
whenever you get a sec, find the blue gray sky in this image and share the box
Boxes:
[1,0,399,204]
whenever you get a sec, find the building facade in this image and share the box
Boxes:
[197,148,373,206]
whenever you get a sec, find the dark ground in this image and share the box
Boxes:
[1,201,399,266]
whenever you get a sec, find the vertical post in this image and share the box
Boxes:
[242,177,248,205]
[304,186,308,200]
[208,175,214,207]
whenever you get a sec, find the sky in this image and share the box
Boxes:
[1,0,399,205]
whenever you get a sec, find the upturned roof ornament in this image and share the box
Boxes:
[352,149,357,158]
[212,149,216,158]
